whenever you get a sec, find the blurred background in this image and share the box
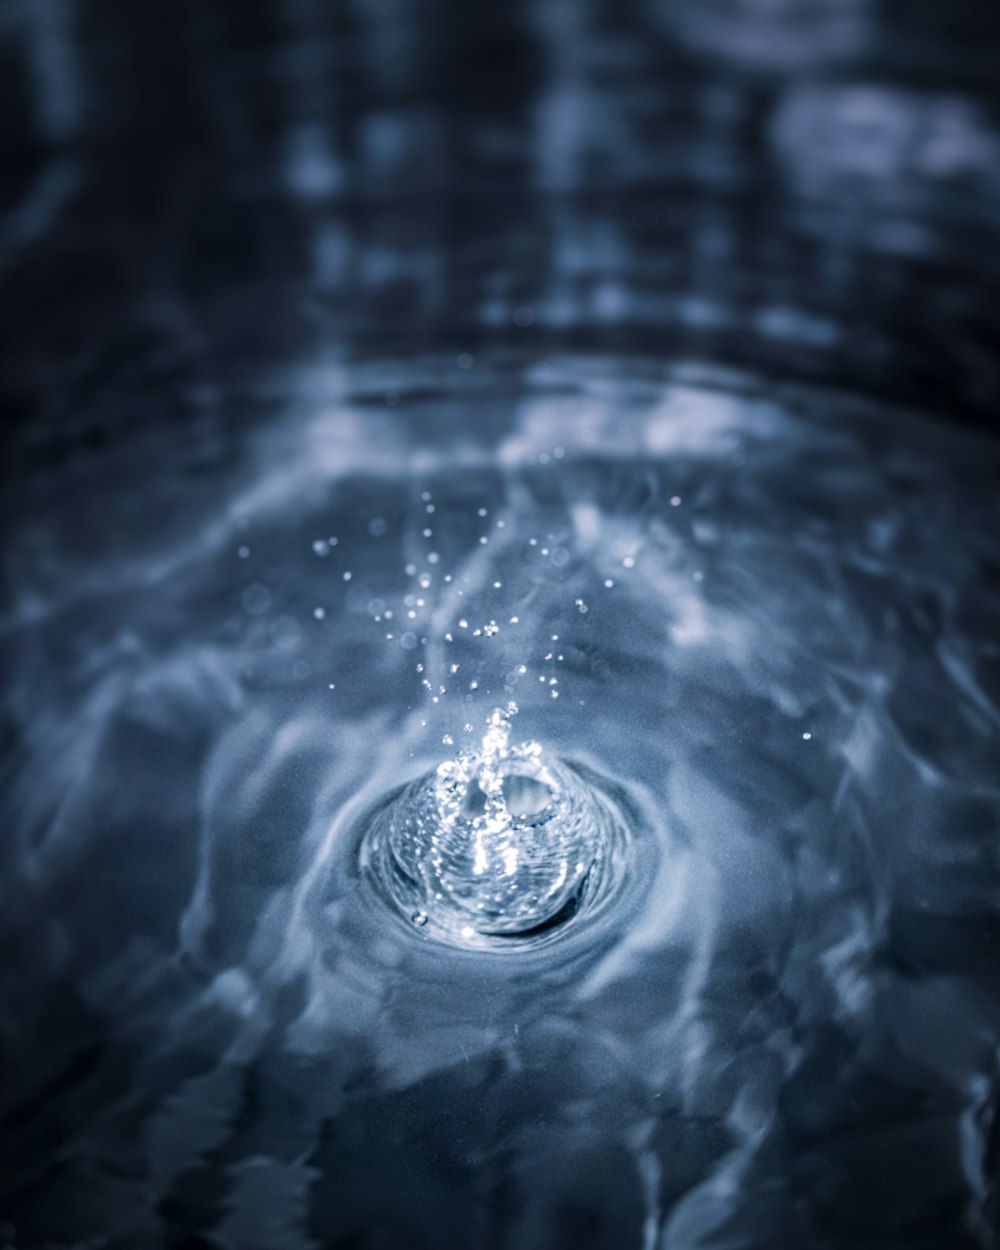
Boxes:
[4,0,1000,466]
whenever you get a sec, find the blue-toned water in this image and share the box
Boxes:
[4,356,999,1249]
[2,1,1000,1248]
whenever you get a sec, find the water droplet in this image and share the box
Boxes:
[411,911,428,927]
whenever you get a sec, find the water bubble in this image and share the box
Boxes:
[312,539,330,557]
[241,583,271,616]
[368,516,388,537]
[237,545,250,559]
[457,353,474,370]
[512,305,535,327]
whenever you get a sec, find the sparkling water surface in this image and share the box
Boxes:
[3,0,1000,1246]
[3,355,999,1249]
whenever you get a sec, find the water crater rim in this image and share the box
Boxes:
[357,706,636,953]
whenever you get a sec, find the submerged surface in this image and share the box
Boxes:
[2,357,1000,1249]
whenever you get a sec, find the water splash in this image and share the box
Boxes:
[359,704,634,950]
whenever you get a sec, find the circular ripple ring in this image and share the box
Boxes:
[358,711,635,952]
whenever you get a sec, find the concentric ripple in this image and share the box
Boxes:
[359,705,635,950]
